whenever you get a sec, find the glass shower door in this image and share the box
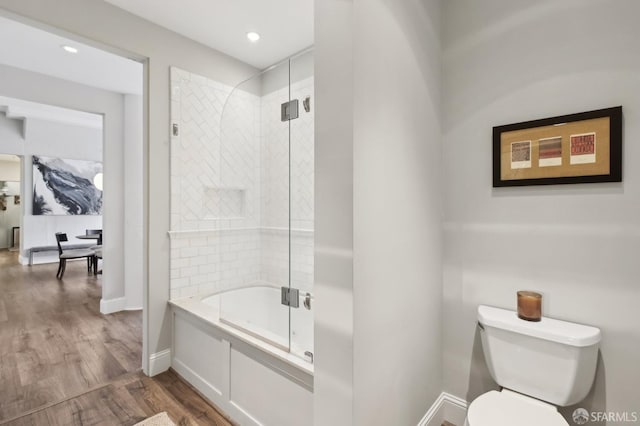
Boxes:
[217,51,314,363]
[289,51,315,361]
[218,59,293,352]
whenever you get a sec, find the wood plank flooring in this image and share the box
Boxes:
[2,369,234,426]
[0,250,233,425]
[0,250,141,421]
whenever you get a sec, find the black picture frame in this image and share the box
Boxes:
[493,106,622,187]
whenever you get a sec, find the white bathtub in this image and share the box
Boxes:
[204,285,314,359]
[169,285,314,426]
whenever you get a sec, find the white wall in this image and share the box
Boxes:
[260,50,314,96]
[25,116,102,159]
[442,1,640,423]
[314,0,354,424]
[0,158,20,180]
[315,0,443,424]
[0,113,23,155]
[0,0,257,374]
[352,0,443,425]
[124,94,143,309]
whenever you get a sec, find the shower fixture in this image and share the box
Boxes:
[281,99,299,121]
[303,96,311,113]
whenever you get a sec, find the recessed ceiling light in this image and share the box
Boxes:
[246,32,261,43]
[61,45,78,54]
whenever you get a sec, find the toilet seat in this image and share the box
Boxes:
[466,389,568,426]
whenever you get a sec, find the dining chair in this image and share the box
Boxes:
[85,229,102,272]
[92,247,103,275]
[55,232,95,279]
[88,231,103,275]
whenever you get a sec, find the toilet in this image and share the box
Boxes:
[464,305,601,426]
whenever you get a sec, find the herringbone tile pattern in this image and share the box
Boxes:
[168,67,314,299]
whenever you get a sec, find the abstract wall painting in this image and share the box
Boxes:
[32,156,103,215]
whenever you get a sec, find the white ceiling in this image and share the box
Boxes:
[0,15,142,95]
[0,1,312,95]
[103,0,314,69]
[0,95,103,129]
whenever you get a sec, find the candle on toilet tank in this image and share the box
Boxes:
[517,291,542,322]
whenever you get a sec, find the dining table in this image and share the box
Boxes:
[76,234,102,274]
[75,234,102,241]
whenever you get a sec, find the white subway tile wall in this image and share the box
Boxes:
[169,67,314,299]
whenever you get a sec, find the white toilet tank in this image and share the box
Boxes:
[478,305,601,406]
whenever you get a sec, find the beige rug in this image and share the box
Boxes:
[134,412,176,426]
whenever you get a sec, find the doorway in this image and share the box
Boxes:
[0,154,21,254]
[0,13,148,423]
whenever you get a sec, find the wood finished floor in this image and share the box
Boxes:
[0,250,233,426]
[3,369,234,426]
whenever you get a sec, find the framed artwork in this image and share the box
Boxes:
[32,156,103,215]
[493,106,622,187]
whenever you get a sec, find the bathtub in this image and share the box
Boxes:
[169,285,313,426]
[205,285,314,358]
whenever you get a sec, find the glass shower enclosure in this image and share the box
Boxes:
[218,50,314,362]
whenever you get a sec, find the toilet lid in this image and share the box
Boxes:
[467,390,568,426]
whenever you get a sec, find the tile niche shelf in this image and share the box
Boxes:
[203,186,246,219]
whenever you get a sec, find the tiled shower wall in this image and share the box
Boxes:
[169,67,314,299]
[169,68,261,299]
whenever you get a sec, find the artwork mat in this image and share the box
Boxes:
[493,107,622,187]
[538,136,563,167]
[569,132,597,165]
[510,140,532,169]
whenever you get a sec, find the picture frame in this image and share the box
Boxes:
[492,106,622,187]
[32,156,103,215]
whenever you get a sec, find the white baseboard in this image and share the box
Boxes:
[418,392,468,426]
[125,305,143,311]
[100,297,127,314]
[148,349,172,376]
